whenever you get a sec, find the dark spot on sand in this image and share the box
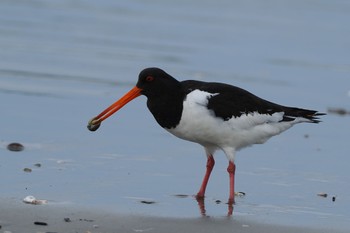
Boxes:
[332,196,336,202]
[174,194,189,198]
[327,107,350,116]
[140,200,156,204]
[64,217,72,222]
[317,193,328,198]
[34,163,42,167]
[79,218,94,222]
[23,168,32,173]
[34,221,48,226]
[215,200,221,204]
[7,142,24,152]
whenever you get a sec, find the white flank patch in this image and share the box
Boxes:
[167,90,301,161]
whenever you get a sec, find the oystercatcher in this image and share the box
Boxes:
[88,67,324,205]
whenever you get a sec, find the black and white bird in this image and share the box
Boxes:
[88,67,324,204]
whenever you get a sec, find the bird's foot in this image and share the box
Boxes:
[194,195,206,216]
[227,200,234,216]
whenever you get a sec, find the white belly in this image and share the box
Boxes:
[166,90,295,151]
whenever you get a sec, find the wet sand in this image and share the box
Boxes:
[0,198,345,233]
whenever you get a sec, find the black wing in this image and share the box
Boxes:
[181,80,324,123]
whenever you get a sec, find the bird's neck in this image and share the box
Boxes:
[146,88,184,129]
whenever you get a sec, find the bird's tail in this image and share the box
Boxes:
[282,107,325,123]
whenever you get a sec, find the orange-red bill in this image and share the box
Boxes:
[87,86,142,131]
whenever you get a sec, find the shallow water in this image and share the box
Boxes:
[1,0,350,231]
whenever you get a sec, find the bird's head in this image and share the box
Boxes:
[87,67,179,131]
[136,67,180,98]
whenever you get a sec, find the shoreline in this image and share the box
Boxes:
[0,198,346,233]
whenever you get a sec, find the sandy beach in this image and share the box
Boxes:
[0,198,346,233]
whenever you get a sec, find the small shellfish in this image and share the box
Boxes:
[235,191,246,197]
[23,195,47,205]
[87,118,101,131]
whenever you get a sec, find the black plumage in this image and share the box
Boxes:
[136,67,324,129]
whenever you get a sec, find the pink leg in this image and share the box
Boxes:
[227,161,236,216]
[196,156,215,199]
[227,161,236,204]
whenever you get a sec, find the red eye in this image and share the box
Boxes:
[146,76,154,82]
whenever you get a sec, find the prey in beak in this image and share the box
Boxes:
[87,86,142,131]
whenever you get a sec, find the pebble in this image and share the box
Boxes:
[23,168,32,173]
[64,217,72,222]
[7,142,24,152]
[332,196,336,202]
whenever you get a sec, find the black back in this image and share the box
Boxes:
[136,68,324,129]
[182,80,323,123]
